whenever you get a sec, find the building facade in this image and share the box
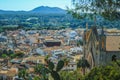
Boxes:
[83,26,120,69]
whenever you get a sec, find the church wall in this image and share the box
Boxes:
[105,51,120,64]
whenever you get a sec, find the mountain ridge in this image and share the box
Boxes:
[0,6,66,14]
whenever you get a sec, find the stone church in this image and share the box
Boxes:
[83,26,120,69]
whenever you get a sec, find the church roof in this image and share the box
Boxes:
[106,36,120,51]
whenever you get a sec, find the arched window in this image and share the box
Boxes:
[112,55,117,62]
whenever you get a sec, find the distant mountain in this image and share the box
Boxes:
[0,6,67,14]
[0,10,27,14]
[30,6,66,14]
[0,6,119,29]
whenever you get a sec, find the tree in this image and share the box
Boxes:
[34,60,64,80]
[60,70,83,80]
[84,62,120,80]
[49,60,64,80]
[77,57,90,75]
[2,49,8,54]
[33,76,41,80]
[10,54,16,59]
[8,49,14,55]
[34,64,44,75]
[1,54,8,58]
[18,69,29,80]
[44,55,50,65]
[77,40,83,46]
[92,0,120,20]
[63,58,70,71]
[34,64,49,80]
[15,52,25,58]
[69,0,120,21]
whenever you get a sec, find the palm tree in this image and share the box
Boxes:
[77,57,90,75]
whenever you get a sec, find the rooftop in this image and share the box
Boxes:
[106,36,120,51]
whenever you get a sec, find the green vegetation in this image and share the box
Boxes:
[34,64,49,80]
[77,57,90,75]
[34,60,64,80]
[0,49,13,58]
[60,70,83,80]
[1,54,8,58]
[85,62,120,80]
[69,0,120,21]
[0,11,120,32]
[77,40,83,46]
[33,76,41,80]
[29,60,120,80]
[0,25,22,32]
[67,0,120,29]
[0,13,79,31]
[18,69,29,80]
[15,52,25,58]
[0,49,24,59]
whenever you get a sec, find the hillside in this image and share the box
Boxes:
[31,6,66,14]
[0,6,120,31]
[0,6,66,14]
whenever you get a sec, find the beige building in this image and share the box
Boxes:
[22,56,45,64]
[83,27,120,69]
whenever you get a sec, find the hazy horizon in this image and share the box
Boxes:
[0,0,71,11]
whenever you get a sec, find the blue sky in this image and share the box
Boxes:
[0,0,72,11]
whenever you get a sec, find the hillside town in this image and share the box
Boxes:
[0,0,120,79]
[0,26,120,79]
[0,28,84,79]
